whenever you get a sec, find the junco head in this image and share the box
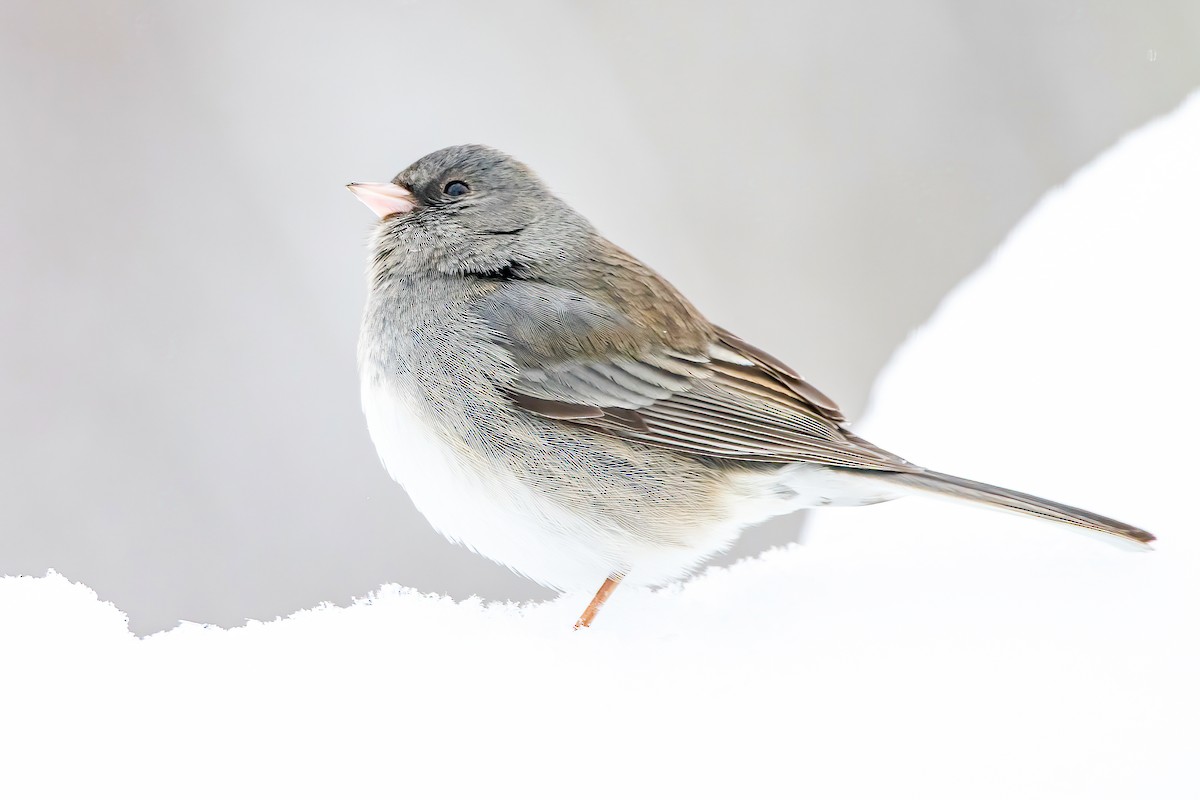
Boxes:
[350,144,1153,629]
[349,145,590,283]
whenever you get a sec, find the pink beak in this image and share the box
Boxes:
[346,182,416,219]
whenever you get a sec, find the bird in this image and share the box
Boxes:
[347,144,1154,629]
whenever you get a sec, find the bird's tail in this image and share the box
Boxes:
[869,469,1155,548]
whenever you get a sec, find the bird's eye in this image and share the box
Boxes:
[444,181,470,198]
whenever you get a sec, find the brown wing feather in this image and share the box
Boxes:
[474,269,908,471]
[510,345,911,471]
[711,325,845,422]
[582,381,912,470]
[509,393,604,421]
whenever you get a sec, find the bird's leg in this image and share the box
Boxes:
[573,574,624,630]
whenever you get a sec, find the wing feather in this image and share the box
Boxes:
[474,280,912,472]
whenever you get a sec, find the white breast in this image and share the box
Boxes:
[360,374,640,591]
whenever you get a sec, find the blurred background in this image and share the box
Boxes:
[2,1,1198,633]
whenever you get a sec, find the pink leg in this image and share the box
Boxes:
[573,574,624,629]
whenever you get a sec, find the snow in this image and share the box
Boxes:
[3,94,1199,798]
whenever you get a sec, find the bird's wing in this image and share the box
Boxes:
[473,280,914,471]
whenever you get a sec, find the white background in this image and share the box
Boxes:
[3,1,1200,632]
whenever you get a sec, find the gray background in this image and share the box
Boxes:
[2,1,1197,633]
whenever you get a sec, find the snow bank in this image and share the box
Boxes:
[4,95,1199,798]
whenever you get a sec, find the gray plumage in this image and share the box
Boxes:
[351,144,1153,624]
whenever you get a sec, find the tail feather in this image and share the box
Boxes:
[872,469,1155,548]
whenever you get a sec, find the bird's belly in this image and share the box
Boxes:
[360,376,648,591]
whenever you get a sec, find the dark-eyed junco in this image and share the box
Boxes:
[348,145,1153,629]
